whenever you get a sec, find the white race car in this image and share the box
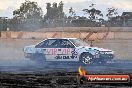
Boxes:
[23,38,114,64]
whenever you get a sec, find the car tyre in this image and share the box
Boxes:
[80,53,93,65]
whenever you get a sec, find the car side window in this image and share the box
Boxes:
[58,39,75,48]
[35,40,48,48]
[46,39,58,48]
[35,39,58,48]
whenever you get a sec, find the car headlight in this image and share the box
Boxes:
[99,51,113,54]
[94,50,99,55]
[95,52,99,55]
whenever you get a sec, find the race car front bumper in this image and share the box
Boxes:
[99,54,114,60]
[93,53,114,60]
[93,54,100,59]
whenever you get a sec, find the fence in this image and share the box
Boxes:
[1,31,132,40]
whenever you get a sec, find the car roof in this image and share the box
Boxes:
[46,38,77,40]
[36,38,78,45]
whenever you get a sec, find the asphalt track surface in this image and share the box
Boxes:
[0,59,132,74]
[1,59,132,88]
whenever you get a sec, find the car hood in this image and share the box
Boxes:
[77,46,113,52]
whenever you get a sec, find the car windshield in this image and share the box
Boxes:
[69,39,89,47]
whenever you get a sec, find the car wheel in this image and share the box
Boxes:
[80,53,93,65]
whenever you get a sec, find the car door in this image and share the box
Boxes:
[35,39,58,61]
[55,39,79,61]
[35,39,79,62]
[43,39,59,61]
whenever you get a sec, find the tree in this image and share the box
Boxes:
[44,1,65,27]
[0,17,8,31]
[13,0,43,19]
[106,7,118,21]
[12,0,43,31]
[69,7,76,19]
[58,1,65,18]
[45,1,65,19]
[83,3,103,21]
